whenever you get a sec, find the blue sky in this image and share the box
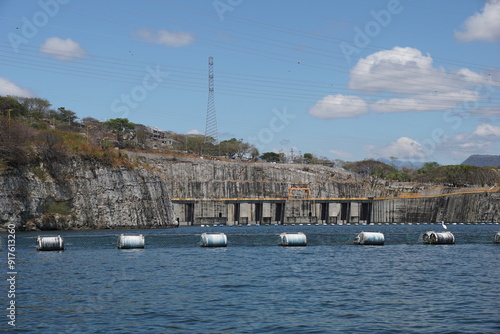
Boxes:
[1,0,499,164]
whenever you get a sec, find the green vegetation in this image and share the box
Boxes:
[342,159,499,186]
[260,152,283,162]
[31,167,48,181]
[44,200,72,215]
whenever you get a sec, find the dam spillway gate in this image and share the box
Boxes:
[171,198,373,226]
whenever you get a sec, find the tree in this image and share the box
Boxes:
[344,159,397,178]
[0,96,26,118]
[15,97,51,119]
[260,152,281,162]
[185,135,207,155]
[303,153,314,164]
[104,118,135,144]
[218,138,251,159]
[57,107,78,126]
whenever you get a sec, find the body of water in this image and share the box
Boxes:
[3,224,499,333]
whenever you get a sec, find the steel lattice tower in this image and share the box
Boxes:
[204,56,218,143]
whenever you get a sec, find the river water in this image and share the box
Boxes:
[3,224,500,333]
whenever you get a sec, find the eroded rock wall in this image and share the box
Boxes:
[0,159,174,231]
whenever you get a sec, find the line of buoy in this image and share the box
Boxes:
[35,231,499,250]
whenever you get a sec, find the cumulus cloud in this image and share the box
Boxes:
[308,94,368,119]
[134,29,195,47]
[366,137,428,160]
[455,0,500,42]
[350,46,486,94]
[40,37,88,62]
[348,46,492,113]
[0,78,33,97]
[472,123,500,137]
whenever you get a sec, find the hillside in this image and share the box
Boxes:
[462,155,500,167]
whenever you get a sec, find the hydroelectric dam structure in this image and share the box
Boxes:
[171,187,500,226]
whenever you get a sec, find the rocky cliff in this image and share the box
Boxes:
[128,152,371,199]
[2,151,499,230]
[0,158,175,231]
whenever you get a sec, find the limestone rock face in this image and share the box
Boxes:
[0,159,174,231]
[128,153,368,199]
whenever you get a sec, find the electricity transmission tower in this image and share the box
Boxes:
[204,56,218,144]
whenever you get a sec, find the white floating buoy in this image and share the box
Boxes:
[279,232,307,246]
[200,233,227,247]
[422,231,455,244]
[36,236,64,251]
[354,232,384,245]
[493,232,500,244]
[117,234,145,249]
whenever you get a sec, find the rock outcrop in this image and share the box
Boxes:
[0,158,175,231]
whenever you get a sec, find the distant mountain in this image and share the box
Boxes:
[461,155,500,167]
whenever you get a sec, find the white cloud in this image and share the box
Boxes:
[40,37,88,62]
[366,137,428,160]
[186,129,203,135]
[350,46,486,95]
[472,123,500,137]
[372,90,480,113]
[455,0,500,42]
[0,78,33,97]
[308,94,368,119]
[135,29,195,47]
[348,46,493,114]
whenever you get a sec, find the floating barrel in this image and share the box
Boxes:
[279,232,307,246]
[117,234,145,249]
[422,231,455,244]
[36,236,64,251]
[200,233,227,247]
[354,232,384,245]
[494,232,500,244]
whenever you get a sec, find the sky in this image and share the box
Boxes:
[1,0,499,165]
